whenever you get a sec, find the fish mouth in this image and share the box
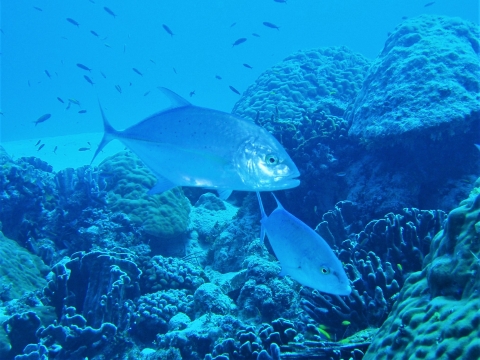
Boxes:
[271,175,300,189]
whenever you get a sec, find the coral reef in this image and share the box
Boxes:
[364,193,480,359]
[0,232,49,300]
[348,15,480,146]
[98,151,190,248]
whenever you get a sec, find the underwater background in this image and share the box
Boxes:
[1,1,480,359]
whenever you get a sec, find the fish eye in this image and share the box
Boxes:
[265,154,279,165]
[320,267,330,275]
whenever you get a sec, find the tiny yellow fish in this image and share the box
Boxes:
[318,327,331,340]
[341,320,351,326]
[397,264,403,272]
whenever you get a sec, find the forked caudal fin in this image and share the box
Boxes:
[91,100,121,165]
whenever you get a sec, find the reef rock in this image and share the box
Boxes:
[98,151,190,242]
[348,15,480,146]
[364,190,480,359]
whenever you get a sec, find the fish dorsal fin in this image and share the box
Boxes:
[271,193,284,210]
[157,87,192,109]
[217,189,233,200]
[256,192,267,244]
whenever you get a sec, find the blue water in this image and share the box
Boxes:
[1,0,478,142]
[0,1,479,360]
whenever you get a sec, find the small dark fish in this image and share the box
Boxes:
[263,21,280,30]
[53,146,58,154]
[90,30,99,37]
[143,90,151,97]
[33,6,43,11]
[189,90,196,97]
[66,18,80,27]
[104,7,117,18]
[230,22,237,27]
[115,85,122,93]
[87,142,91,146]
[57,97,64,103]
[35,140,41,146]
[45,70,51,78]
[100,71,107,78]
[424,1,435,7]
[229,85,241,95]
[78,147,90,151]
[401,16,408,20]
[243,63,253,69]
[28,80,31,87]
[132,68,143,76]
[38,144,45,151]
[84,75,94,85]
[78,110,87,114]
[77,63,92,72]
[68,98,81,105]
[35,113,51,126]
[232,38,247,47]
[252,33,260,37]
[162,24,174,37]
[173,67,177,74]
[123,44,126,53]
[215,75,222,80]
[150,59,156,64]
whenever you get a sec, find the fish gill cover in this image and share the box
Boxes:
[0,2,480,360]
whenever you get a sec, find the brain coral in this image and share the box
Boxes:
[347,15,480,146]
[98,151,190,240]
[364,191,480,359]
[233,46,370,125]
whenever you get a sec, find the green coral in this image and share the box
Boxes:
[364,193,480,359]
[98,151,190,239]
[0,232,49,300]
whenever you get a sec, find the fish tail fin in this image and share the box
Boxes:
[91,101,119,165]
[256,192,267,244]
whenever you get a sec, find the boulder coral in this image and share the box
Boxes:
[347,15,480,147]
[97,151,190,240]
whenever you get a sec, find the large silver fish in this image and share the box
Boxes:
[257,192,351,296]
[92,88,300,199]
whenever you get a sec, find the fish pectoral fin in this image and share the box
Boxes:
[147,176,177,195]
[217,189,233,200]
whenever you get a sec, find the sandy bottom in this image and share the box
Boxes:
[0,133,125,172]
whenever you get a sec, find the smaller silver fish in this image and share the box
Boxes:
[132,68,143,76]
[257,192,351,295]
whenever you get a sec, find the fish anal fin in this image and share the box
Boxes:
[147,177,177,195]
